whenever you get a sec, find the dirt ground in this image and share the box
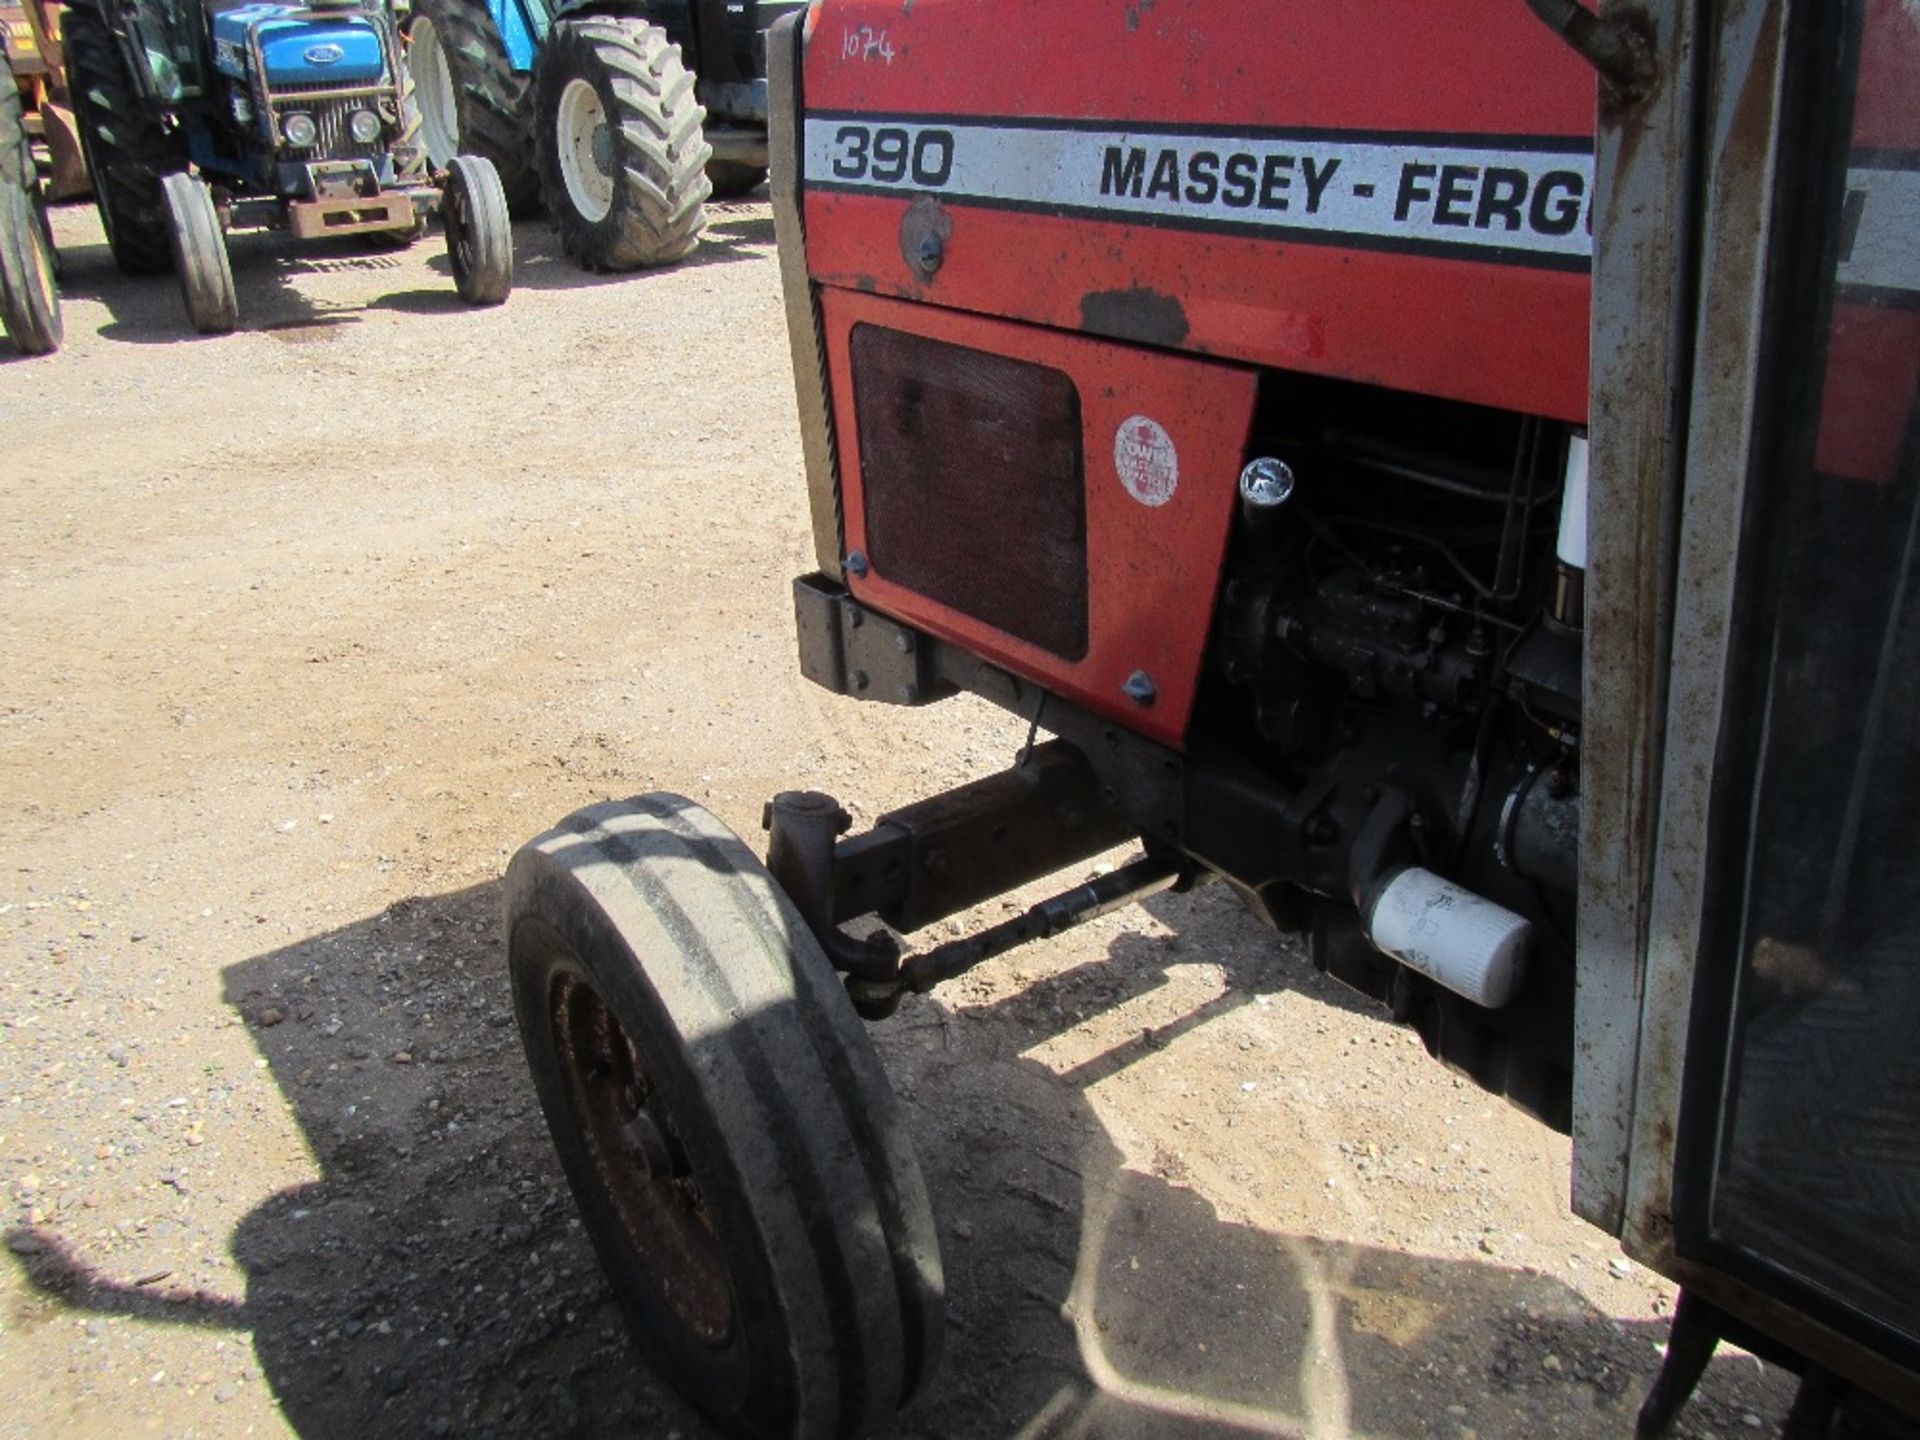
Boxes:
[1,199,1797,1440]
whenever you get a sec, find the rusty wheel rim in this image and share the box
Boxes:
[550,970,734,1345]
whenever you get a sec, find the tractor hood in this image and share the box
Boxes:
[209,5,387,88]
[795,0,1597,422]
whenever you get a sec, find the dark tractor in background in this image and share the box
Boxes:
[405,0,802,270]
[63,0,513,333]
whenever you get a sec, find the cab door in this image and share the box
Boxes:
[1578,0,1920,1413]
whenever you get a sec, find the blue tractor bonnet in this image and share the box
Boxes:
[208,4,387,87]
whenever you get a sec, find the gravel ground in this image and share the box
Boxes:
[0,197,1797,1439]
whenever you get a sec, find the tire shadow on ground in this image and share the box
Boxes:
[4,874,1791,1438]
[52,214,481,341]
[42,201,774,339]
[62,225,380,344]
[478,206,776,294]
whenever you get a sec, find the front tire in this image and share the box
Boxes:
[442,153,511,304]
[160,173,234,334]
[505,795,944,1440]
[0,184,62,355]
[534,17,710,272]
[406,0,538,211]
[64,7,185,276]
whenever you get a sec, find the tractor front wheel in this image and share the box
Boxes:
[160,173,235,335]
[505,795,945,1440]
[534,17,710,272]
[442,153,511,304]
[64,6,184,276]
[0,184,62,355]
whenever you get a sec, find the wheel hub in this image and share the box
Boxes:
[618,1110,680,1179]
[555,76,615,224]
[550,970,733,1345]
[445,179,471,272]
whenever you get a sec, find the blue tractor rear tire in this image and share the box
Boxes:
[64,6,185,276]
[408,0,539,213]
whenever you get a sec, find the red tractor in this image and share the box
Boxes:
[505,1,1920,1436]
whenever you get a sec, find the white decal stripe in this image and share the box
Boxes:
[804,117,1594,264]
[1838,165,1920,298]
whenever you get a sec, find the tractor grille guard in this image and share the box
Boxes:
[244,9,405,164]
[269,86,390,162]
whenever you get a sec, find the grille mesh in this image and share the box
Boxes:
[851,325,1088,660]
[273,91,386,161]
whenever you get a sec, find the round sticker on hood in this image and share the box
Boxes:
[1114,415,1178,507]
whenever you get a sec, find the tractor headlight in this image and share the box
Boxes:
[348,108,382,144]
[282,111,318,147]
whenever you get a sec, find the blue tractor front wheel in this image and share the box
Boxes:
[160,173,236,335]
[443,153,513,305]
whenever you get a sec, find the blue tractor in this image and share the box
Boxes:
[63,0,514,332]
[403,0,801,270]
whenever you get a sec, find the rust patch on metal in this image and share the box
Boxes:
[1079,286,1191,348]
[1598,6,1663,173]
[1718,0,1785,190]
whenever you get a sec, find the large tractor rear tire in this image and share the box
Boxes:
[505,795,944,1440]
[64,6,184,276]
[0,184,62,355]
[443,153,512,304]
[534,17,710,272]
[1,76,31,192]
[407,0,538,213]
[160,172,235,334]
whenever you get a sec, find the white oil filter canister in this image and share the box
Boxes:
[1364,867,1532,1008]
[1551,432,1590,628]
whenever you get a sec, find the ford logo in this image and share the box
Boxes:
[303,43,345,64]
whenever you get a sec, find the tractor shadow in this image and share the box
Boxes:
[63,221,396,344]
[47,200,774,339]
[3,872,1793,1438]
[468,202,777,294]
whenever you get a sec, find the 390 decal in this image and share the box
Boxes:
[830,125,955,187]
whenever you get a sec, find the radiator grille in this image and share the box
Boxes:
[271,89,386,161]
[851,325,1088,660]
